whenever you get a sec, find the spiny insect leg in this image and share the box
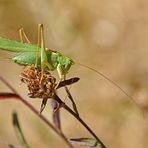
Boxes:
[19,28,31,43]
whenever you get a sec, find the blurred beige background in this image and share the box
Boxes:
[0,0,148,148]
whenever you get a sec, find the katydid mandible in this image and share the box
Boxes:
[0,24,141,110]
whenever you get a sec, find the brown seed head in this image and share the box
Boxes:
[20,66,56,99]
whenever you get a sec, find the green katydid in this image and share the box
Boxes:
[0,24,77,113]
[0,24,141,111]
[0,24,74,83]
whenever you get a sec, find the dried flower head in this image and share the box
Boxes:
[20,66,56,99]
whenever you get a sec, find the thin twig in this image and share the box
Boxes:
[54,94,107,148]
[64,86,79,116]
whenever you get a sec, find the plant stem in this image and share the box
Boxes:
[51,99,61,130]
[12,111,30,148]
[0,76,73,148]
[64,86,79,116]
[54,94,107,148]
[0,75,107,147]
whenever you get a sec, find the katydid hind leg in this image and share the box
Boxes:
[40,24,48,71]
[35,24,41,68]
[37,24,48,78]
[19,28,31,43]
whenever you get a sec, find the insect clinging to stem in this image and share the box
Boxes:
[0,24,142,111]
[0,24,74,87]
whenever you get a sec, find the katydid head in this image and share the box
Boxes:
[58,55,74,74]
[64,58,74,73]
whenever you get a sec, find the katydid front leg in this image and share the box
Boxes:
[55,64,65,89]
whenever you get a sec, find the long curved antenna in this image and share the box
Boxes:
[77,63,142,110]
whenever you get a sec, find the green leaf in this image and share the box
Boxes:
[69,137,103,148]
[12,111,30,148]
